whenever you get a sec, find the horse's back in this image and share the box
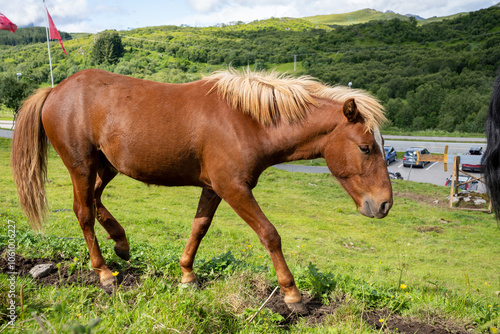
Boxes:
[41,69,223,186]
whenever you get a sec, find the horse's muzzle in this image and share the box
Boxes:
[360,198,392,219]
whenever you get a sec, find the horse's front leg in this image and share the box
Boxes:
[218,181,308,314]
[180,186,222,285]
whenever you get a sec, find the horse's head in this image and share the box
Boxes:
[323,98,393,218]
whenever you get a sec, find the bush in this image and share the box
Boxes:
[0,75,36,114]
[92,31,124,65]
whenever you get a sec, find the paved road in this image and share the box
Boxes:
[0,129,12,139]
[274,160,486,192]
[387,159,486,192]
[385,139,486,155]
[0,120,14,129]
[0,121,14,138]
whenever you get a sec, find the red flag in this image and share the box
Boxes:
[46,8,67,55]
[0,12,17,33]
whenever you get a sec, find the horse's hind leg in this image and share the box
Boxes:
[70,159,115,292]
[180,186,222,284]
[94,164,130,261]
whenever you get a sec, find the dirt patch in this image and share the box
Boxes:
[253,285,472,333]
[0,253,141,289]
[394,191,448,208]
[414,225,444,233]
[394,190,491,212]
[1,252,473,333]
[451,191,490,210]
[363,309,471,334]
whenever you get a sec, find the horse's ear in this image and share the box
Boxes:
[343,98,358,123]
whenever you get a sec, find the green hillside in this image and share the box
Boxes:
[304,8,409,26]
[222,17,330,31]
[1,6,499,134]
[421,12,468,24]
[303,7,490,27]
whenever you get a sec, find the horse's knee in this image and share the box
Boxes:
[179,255,191,271]
[74,199,94,220]
[259,226,282,251]
[194,220,211,239]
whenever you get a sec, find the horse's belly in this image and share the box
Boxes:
[102,145,204,187]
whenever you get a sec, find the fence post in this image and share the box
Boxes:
[449,156,460,208]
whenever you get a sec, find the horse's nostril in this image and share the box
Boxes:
[380,201,390,214]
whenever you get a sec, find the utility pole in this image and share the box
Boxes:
[43,0,54,87]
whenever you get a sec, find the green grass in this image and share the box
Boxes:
[0,106,14,121]
[382,128,486,139]
[1,137,499,332]
[270,62,306,74]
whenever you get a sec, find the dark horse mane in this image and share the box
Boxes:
[484,69,500,220]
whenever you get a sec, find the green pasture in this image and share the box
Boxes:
[0,108,13,121]
[0,137,499,333]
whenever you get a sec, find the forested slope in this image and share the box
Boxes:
[1,6,499,133]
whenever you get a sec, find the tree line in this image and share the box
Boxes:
[0,27,72,46]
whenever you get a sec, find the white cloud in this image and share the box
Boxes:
[187,0,290,13]
[178,4,300,26]
[1,0,89,28]
[187,0,223,12]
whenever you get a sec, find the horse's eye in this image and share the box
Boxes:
[359,145,370,154]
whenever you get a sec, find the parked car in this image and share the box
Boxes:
[445,175,479,191]
[462,147,484,173]
[384,146,397,166]
[402,148,430,168]
[388,170,403,180]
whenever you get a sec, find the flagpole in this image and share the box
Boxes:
[43,0,54,87]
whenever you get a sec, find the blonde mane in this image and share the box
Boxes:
[204,69,386,132]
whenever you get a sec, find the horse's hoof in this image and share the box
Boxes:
[101,274,122,294]
[114,245,130,261]
[286,301,309,315]
[179,279,200,290]
[102,280,115,295]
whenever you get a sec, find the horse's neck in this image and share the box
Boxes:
[267,109,340,164]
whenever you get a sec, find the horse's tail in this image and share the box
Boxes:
[484,72,500,220]
[11,88,52,230]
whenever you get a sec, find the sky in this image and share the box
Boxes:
[0,0,498,33]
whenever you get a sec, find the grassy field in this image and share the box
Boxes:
[0,108,14,121]
[1,137,499,333]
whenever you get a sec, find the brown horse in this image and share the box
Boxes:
[11,69,392,313]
